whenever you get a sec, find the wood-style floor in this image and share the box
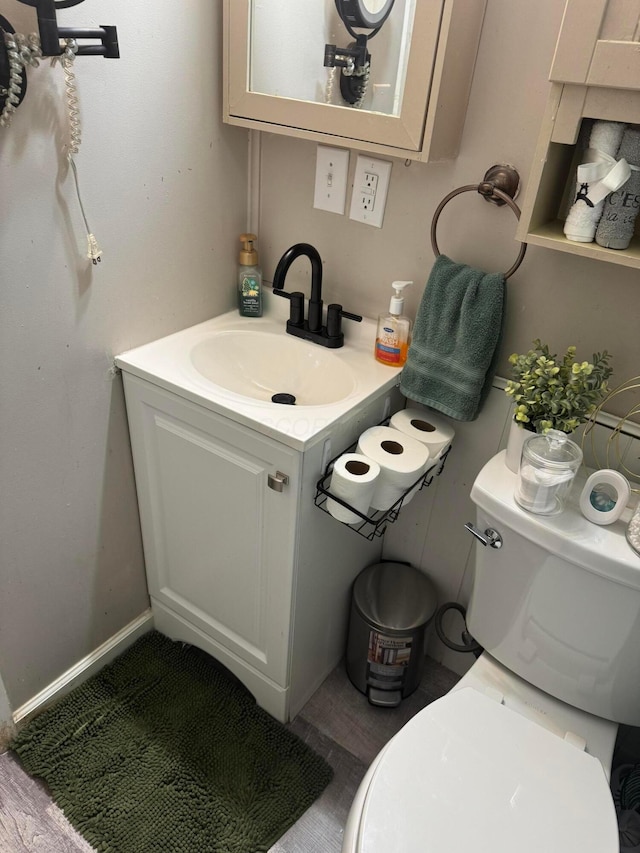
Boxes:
[0,657,459,853]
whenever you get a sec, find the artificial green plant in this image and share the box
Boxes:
[505,339,613,433]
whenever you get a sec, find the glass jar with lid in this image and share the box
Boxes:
[627,499,640,557]
[515,429,583,516]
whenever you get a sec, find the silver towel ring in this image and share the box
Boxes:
[430,165,528,280]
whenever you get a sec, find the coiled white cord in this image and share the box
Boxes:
[59,40,81,155]
[1,32,102,264]
[352,62,370,109]
[326,59,370,109]
[325,66,336,104]
[0,31,41,127]
[52,39,102,264]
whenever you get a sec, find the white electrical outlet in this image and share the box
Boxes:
[313,145,349,214]
[349,155,392,228]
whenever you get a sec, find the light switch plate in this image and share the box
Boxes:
[349,155,392,228]
[313,145,349,214]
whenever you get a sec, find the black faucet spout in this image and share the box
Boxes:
[272,242,361,348]
[273,243,323,332]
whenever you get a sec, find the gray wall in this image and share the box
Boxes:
[0,0,247,711]
[3,0,639,713]
[255,0,640,398]
[253,0,640,675]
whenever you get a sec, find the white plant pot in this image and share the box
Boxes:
[505,419,534,474]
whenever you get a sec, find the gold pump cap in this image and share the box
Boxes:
[239,233,258,266]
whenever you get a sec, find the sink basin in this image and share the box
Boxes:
[190,330,356,405]
[115,293,402,449]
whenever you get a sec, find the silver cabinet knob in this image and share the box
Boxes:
[464,523,502,549]
[268,471,289,492]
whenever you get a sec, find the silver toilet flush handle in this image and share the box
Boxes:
[464,523,503,549]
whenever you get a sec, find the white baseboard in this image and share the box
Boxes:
[13,610,154,726]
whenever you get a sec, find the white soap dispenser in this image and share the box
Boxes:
[375,280,413,366]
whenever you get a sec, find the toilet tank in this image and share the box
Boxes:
[467,451,640,726]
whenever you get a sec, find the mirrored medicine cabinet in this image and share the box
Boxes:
[223,0,486,162]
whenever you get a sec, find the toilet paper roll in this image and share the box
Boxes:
[389,408,455,456]
[579,469,631,525]
[357,426,430,511]
[326,453,381,524]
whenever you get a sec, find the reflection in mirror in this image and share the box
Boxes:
[324,0,396,107]
[335,0,396,29]
[249,0,416,116]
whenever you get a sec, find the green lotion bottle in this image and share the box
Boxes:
[238,233,262,317]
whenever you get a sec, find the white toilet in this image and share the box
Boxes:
[342,450,640,853]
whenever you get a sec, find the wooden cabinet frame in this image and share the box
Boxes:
[223,0,486,162]
[551,0,640,90]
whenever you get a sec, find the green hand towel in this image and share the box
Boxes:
[399,255,505,421]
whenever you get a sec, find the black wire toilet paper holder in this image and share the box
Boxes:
[314,421,452,541]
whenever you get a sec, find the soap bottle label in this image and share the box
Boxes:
[240,273,261,316]
[375,326,402,365]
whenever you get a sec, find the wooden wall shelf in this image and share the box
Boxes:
[518,1,640,270]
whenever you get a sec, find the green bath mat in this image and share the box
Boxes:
[12,631,332,853]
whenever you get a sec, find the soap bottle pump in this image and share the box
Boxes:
[238,233,262,317]
[374,281,413,366]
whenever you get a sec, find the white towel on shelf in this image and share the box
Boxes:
[564,120,629,243]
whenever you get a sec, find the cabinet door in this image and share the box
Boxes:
[551,0,640,90]
[125,379,300,689]
[224,0,485,161]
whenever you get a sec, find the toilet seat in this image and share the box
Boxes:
[355,687,618,853]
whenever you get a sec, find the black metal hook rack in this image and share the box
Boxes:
[16,0,119,58]
[1,1,118,122]
[314,424,452,541]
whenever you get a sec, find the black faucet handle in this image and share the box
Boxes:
[327,304,363,339]
[273,287,292,299]
[289,291,304,327]
[274,288,305,328]
[340,309,363,323]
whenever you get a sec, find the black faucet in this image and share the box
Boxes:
[272,243,361,348]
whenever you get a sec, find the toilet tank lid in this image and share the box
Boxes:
[470,451,640,589]
[358,687,618,853]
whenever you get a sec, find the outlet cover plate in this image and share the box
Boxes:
[313,145,349,214]
[349,155,392,228]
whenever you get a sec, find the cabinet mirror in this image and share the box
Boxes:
[224,0,485,160]
[249,0,415,116]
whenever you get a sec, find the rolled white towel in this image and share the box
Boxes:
[564,120,627,243]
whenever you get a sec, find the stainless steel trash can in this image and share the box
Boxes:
[346,561,437,707]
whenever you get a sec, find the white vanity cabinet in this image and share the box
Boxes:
[120,373,394,722]
[223,0,486,162]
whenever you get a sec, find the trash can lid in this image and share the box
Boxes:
[353,562,437,632]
